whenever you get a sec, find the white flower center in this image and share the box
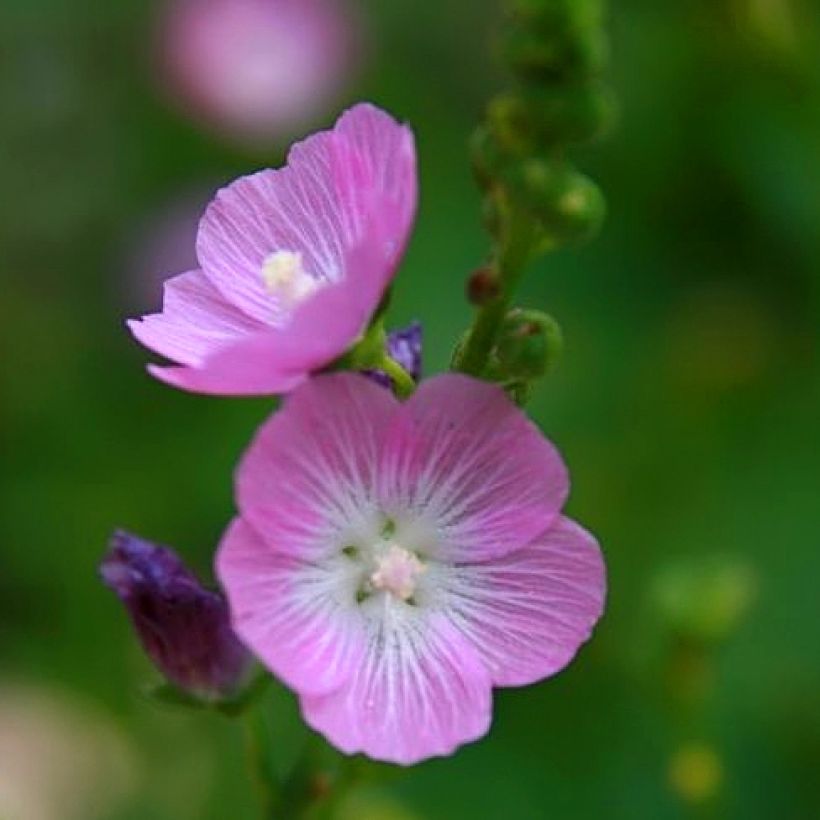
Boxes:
[369,542,426,602]
[260,249,321,310]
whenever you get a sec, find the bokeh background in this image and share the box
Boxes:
[2,1,819,818]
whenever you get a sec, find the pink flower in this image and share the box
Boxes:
[217,373,606,764]
[160,0,360,146]
[127,103,417,395]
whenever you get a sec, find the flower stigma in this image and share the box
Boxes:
[369,542,427,602]
[261,249,321,309]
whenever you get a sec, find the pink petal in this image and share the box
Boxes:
[127,269,264,367]
[217,518,367,696]
[300,610,492,765]
[196,103,416,324]
[236,374,399,555]
[445,516,606,687]
[334,103,417,266]
[379,374,569,562]
[145,212,394,395]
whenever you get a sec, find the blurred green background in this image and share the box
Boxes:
[1,1,819,818]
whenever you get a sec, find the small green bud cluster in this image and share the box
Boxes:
[472,0,612,247]
[456,0,611,398]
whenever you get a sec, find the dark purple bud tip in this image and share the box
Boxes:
[100,531,252,700]
[365,321,423,388]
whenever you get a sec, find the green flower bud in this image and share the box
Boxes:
[509,0,604,32]
[510,160,606,244]
[501,19,608,82]
[486,94,534,157]
[494,308,563,380]
[527,81,615,144]
[470,125,507,189]
[487,82,614,155]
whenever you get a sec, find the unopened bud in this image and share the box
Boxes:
[467,267,501,305]
[495,308,563,379]
[529,81,615,144]
[100,531,252,701]
[519,161,606,243]
[470,125,506,190]
[501,19,608,82]
[486,93,534,156]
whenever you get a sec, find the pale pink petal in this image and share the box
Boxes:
[127,269,264,367]
[236,374,399,556]
[217,518,367,696]
[334,103,417,267]
[197,103,416,323]
[379,374,569,562]
[300,608,492,765]
[146,212,393,395]
[444,516,606,687]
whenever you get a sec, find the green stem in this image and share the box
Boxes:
[377,354,416,398]
[456,207,539,376]
[339,318,416,399]
[243,706,280,820]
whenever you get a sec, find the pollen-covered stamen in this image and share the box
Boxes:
[260,249,322,309]
[369,543,426,601]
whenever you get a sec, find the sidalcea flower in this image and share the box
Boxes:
[218,373,606,764]
[100,531,252,699]
[127,103,417,396]
[160,0,360,146]
[365,321,423,389]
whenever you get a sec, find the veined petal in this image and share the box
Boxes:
[127,269,264,368]
[145,209,395,395]
[197,103,416,323]
[236,374,399,556]
[300,607,492,765]
[379,374,569,562]
[217,518,366,696]
[444,516,606,687]
[334,103,417,269]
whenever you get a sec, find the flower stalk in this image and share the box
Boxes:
[454,202,539,377]
[455,0,612,396]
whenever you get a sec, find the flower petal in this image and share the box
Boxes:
[197,103,416,323]
[127,269,264,368]
[300,607,492,765]
[444,516,606,687]
[145,211,395,395]
[379,374,569,561]
[217,518,367,696]
[334,102,417,267]
[236,374,399,555]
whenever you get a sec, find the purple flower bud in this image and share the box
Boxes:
[365,321,423,388]
[100,531,251,699]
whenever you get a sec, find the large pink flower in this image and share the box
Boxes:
[128,103,416,395]
[217,373,606,764]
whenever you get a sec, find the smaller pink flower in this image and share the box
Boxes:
[160,0,360,146]
[127,104,416,395]
[218,373,606,764]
